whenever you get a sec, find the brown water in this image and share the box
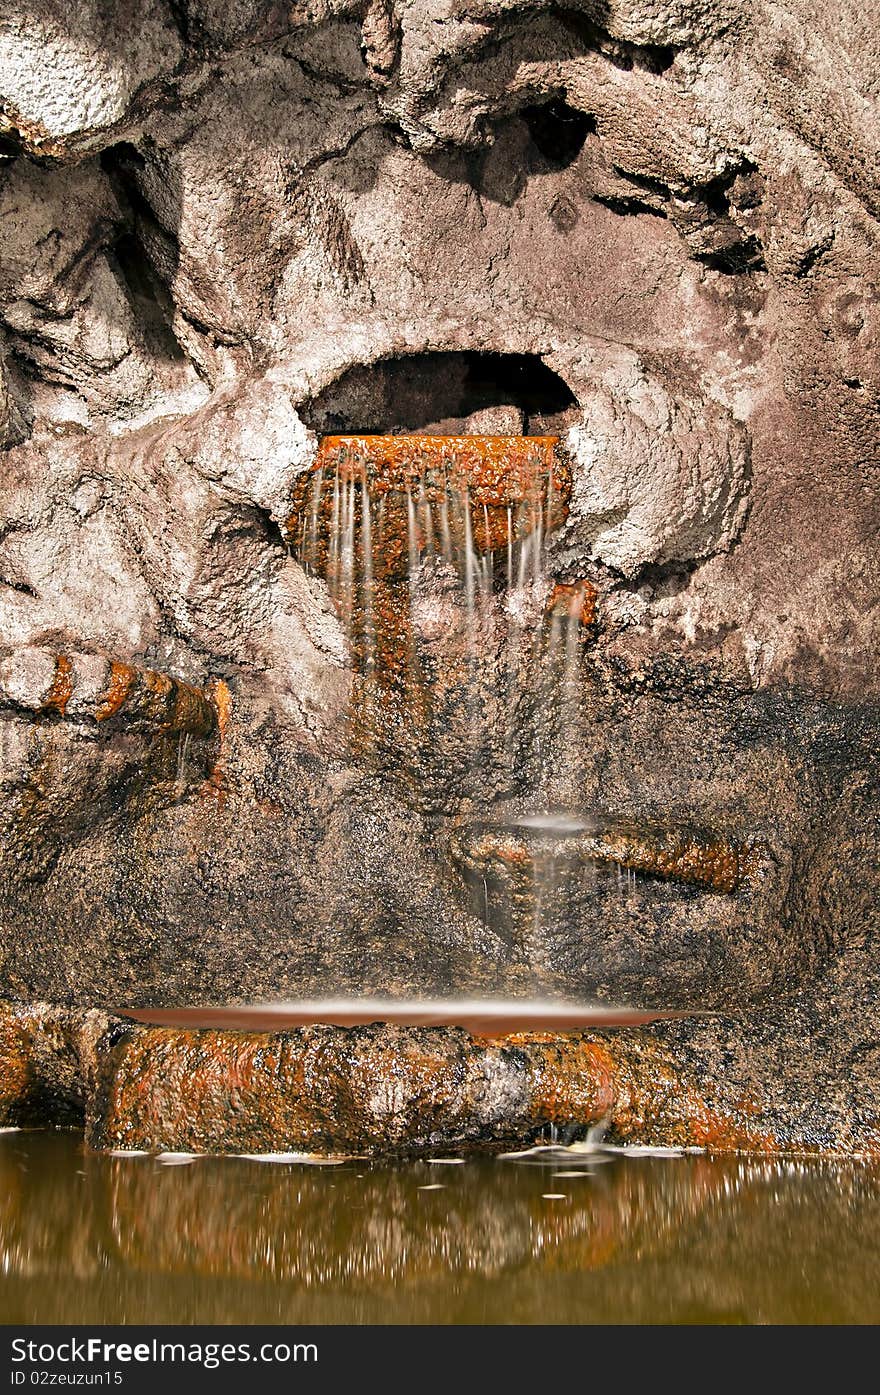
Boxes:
[1,1132,878,1324]
[119,999,680,1032]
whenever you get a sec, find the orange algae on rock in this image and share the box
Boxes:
[0,1000,105,1128]
[83,1019,793,1158]
[40,655,73,716]
[608,1035,782,1155]
[97,664,216,737]
[548,580,598,626]
[457,822,761,895]
[89,1022,620,1155]
[526,1036,617,1124]
[94,661,137,721]
[5,650,218,739]
[306,434,568,507]
[0,1007,32,1121]
[202,678,233,800]
[594,827,761,894]
[0,1001,840,1159]
[286,434,570,581]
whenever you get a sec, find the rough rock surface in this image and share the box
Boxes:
[0,1001,796,1155]
[1,0,879,1152]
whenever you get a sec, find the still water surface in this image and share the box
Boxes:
[1,1131,878,1324]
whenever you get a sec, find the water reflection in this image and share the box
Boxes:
[1,1132,879,1324]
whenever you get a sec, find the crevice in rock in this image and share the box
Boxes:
[684,162,767,273]
[99,142,192,362]
[287,51,374,93]
[613,167,673,201]
[795,238,833,277]
[595,194,667,219]
[100,143,169,247]
[300,120,402,178]
[106,232,188,363]
[165,0,194,47]
[426,98,594,206]
[464,5,678,77]
[0,132,22,162]
[0,576,37,598]
[591,160,766,273]
[617,557,702,595]
[520,98,595,170]
[552,7,676,74]
[693,237,766,275]
[6,341,79,396]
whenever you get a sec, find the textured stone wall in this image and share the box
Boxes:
[1,1,879,1151]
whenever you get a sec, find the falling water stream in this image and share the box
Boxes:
[273,433,671,1025]
[133,434,729,1031]
[292,435,571,763]
[290,434,597,993]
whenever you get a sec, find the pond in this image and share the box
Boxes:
[1,1131,877,1325]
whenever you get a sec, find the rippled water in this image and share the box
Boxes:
[1,1132,878,1325]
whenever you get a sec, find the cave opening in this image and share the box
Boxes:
[302,350,579,436]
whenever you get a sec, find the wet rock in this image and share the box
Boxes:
[0,0,879,1156]
[0,647,219,736]
[86,1022,616,1155]
[3,995,878,1156]
[0,999,108,1126]
[0,1001,782,1156]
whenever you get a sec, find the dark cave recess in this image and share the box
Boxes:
[302,350,580,436]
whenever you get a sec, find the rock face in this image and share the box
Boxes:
[1,1,879,1152]
[0,1001,793,1154]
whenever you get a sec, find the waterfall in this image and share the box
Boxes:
[288,435,580,782]
[288,433,604,967]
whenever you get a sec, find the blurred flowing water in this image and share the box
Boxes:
[2,1131,879,1325]
[291,434,585,797]
[291,434,609,975]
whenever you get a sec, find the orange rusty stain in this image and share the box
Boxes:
[460,831,534,868]
[314,434,565,501]
[459,823,759,895]
[282,435,577,730]
[680,1092,780,1154]
[548,580,598,627]
[286,434,571,577]
[86,1020,811,1159]
[95,662,136,721]
[0,1009,33,1117]
[210,679,233,741]
[141,668,174,704]
[607,1038,782,1155]
[40,655,73,717]
[168,681,217,738]
[595,829,759,894]
[526,1038,618,1124]
[201,678,233,802]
